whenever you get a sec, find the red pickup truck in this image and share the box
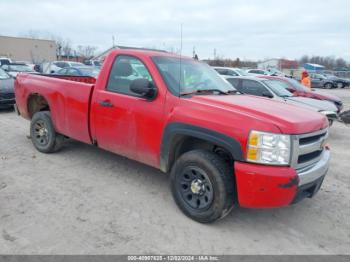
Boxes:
[15,49,330,223]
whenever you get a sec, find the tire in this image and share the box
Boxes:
[170,149,235,223]
[30,111,64,153]
[324,83,333,89]
[337,82,344,89]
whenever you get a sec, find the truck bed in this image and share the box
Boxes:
[42,74,97,84]
[15,73,95,144]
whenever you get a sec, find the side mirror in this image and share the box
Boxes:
[262,91,273,98]
[287,88,295,93]
[130,78,157,100]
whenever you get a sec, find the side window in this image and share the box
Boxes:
[215,68,227,75]
[226,78,239,88]
[67,68,79,76]
[228,70,238,76]
[106,55,153,96]
[241,80,270,96]
[58,69,67,75]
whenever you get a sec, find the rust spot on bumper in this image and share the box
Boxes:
[279,177,299,189]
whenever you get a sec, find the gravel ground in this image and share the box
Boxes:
[0,88,349,255]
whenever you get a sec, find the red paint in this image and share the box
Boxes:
[14,49,328,208]
[235,162,298,208]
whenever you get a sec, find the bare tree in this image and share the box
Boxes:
[77,45,98,59]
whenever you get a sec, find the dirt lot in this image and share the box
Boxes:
[0,89,349,255]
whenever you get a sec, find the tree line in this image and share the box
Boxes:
[299,55,349,70]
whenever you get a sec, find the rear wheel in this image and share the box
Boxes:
[30,111,64,153]
[170,149,235,223]
[324,83,333,89]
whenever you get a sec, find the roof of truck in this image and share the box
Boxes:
[109,48,192,59]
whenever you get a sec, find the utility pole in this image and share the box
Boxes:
[213,48,217,59]
[112,35,116,48]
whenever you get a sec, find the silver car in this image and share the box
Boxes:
[213,66,249,77]
[224,76,338,125]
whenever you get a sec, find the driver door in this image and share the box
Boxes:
[92,55,165,167]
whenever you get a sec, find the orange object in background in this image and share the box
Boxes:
[301,71,311,89]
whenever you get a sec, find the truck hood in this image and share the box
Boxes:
[190,95,328,134]
[286,96,338,112]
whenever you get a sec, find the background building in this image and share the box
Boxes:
[0,35,57,63]
[258,58,299,71]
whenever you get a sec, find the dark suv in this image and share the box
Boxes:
[0,68,15,109]
[310,73,336,89]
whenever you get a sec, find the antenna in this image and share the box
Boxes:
[179,23,183,97]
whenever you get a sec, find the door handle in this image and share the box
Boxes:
[98,100,114,107]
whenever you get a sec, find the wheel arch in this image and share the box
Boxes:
[27,93,50,118]
[160,122,243,173]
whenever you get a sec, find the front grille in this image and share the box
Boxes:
[298,150,322,164]
[291,129,328,170]
[0,92,15,100]
[299,134,324,145]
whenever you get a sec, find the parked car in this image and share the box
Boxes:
[257,75,344,112]
[0,57,12,66]
[15,49,330,223]
[0,68,15,109]
[213,67,249,76]
[339,110,350,125]
[83,59,102,68]
[322,74,350,89]
[246,69,269,75]
[57,66,100,77]
[41,61,85,74]
[1,63,37,78]
[309,73,336,89]
[225,76,338,125]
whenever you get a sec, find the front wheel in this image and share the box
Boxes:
[170,150,235,223]
[30,111,64,153]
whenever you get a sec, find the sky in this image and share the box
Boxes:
[1,0,350,61]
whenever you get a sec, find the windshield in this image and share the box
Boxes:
[285,78,308,91]
[152,56,236,95]
[314,74,326,79]
[235,68,249,76]
[79,68,100,77]
[9,64,33,72]
[0,68,10,79]
[262,80,293,97]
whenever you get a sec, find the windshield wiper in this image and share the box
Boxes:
[180,89,238,96]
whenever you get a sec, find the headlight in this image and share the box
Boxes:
[247,130,291,165]
[320,111,337,117]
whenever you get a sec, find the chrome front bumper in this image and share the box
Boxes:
[297,150,330,186]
